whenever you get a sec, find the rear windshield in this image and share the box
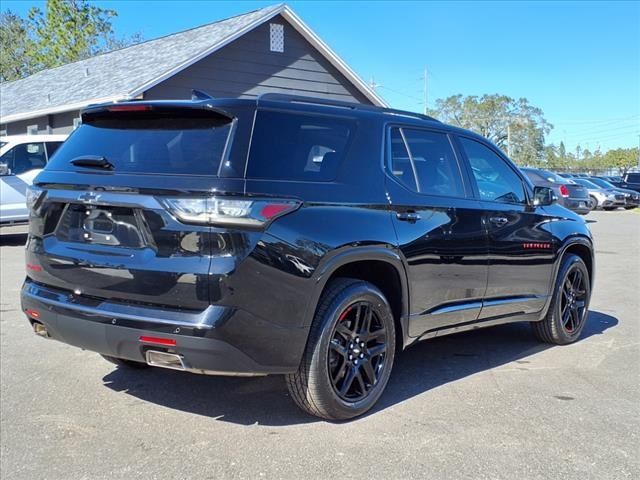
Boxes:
[627,173,640,183]
[247,110,355,182]
[47,114,232,175]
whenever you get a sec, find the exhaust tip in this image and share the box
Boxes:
[145,350,186,371]
[32,321,49,338]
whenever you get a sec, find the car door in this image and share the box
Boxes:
[0,141,47,222]
[385,126,488,338]
[456,136,555,319]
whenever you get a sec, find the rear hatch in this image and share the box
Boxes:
[565,183,589,199]
[26,102,250,311]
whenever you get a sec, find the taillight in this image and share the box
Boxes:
[161,197,301,228]
[559,184,570,197]
[26,185,45,211]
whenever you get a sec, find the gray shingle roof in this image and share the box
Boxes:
[0,4,284,120]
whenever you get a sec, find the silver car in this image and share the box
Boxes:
[0,135,67,226]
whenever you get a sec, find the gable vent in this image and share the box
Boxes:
[270,23,284,52]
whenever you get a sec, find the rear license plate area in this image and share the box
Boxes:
[56,204,145,247]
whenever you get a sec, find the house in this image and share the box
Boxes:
[0,3,386,136]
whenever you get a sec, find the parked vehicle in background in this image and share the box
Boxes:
[573,178,625,210]
[21,94,595,420]
[596,175,624,187]
[587,177,639,210]
[1,135,67,226]
[521,167,590,215]
[621,172,640,193]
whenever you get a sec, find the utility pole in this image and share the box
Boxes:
[422,67,428,115]
[368,76,382,92]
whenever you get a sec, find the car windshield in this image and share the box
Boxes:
[588,178,615,189]
[574,178,601,189]
[540,170,566,183]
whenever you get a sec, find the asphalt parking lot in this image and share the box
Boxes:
[1,209,638,480]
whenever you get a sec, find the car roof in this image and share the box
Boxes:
[0,134,68,143]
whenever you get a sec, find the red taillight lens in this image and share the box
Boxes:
[559,184,570,197]
[106,104,153,112]
[26,263,42,272]
[25,309,40,318]
[139,336,177,346]
[162,197,301,228]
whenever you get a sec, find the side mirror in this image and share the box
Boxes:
[0,162,10,176]
[533,186,558,206]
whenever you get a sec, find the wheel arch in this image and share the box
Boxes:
[306,247,410,350]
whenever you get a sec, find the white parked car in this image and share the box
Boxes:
[0,134,68,226]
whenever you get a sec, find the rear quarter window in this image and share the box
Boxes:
[247,110,355,182]
[626,173,640,183]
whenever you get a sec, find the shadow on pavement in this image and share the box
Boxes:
[102,310,617,426]
[0,233,28,246]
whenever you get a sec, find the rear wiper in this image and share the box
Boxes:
[70,155,114,170]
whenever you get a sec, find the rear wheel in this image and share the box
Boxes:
[101,355,148,369]
[286,278,396,420]
[531,254,590,345]
[588,196,598,210]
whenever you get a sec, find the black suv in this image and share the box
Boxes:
[22,94,594,420]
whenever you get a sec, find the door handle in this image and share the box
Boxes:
[397,211,421,223]
[489,216,509,227]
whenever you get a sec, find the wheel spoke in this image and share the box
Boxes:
[335,322,353,340]
[562,305,571,326]
[574,300,586,309]
[361,359,377,386]
[366,327,386,343]
[368,343,387,358]
[330,341,348,359]
[339,366,357,396]
[355,369,366,394]
[332,360,348,387]
[359,306,373,336]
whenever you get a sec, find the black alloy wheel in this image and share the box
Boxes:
[559,265,588,334]
[328,301,388,401]
[531,253,590,345]
[286,278,396,420]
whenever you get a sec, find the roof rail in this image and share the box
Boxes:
[257,93,440,123]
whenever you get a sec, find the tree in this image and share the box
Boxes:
[0,0,141,81]
[0,11,30,82]
[603,148,639,176]
[429,94,553,166]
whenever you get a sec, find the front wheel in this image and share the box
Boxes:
[286,278,396,420]
[531,254,591,345]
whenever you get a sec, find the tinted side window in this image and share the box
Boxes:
[459,137,526,204]
[523,169,543,183]
[402,129,464,197]
[388,128,418,191]
[45,141,63,159]
[0,142,47,175]
[247,110,354,181]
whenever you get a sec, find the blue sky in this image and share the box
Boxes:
[5,0,639,152]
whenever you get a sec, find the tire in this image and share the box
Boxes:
[101,354,148,368]
[624,206,636,210]
[602,206,617,211]
[531,254,591,345]
[588,196,598,210]
[286,278,396,420]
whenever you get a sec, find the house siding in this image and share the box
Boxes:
[144,16,372,104]
[1,111,79,136]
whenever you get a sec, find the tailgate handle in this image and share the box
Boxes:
[397,211,421,223]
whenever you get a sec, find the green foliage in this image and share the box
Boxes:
[0,11,30,82]
[0,0,141,82]
[542,144,638,174]
[429,93,552,166]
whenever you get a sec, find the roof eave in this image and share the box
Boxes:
[0,94,128,124]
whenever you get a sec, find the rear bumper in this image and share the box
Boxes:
[562,198,591,215]
[21,279,307,375]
